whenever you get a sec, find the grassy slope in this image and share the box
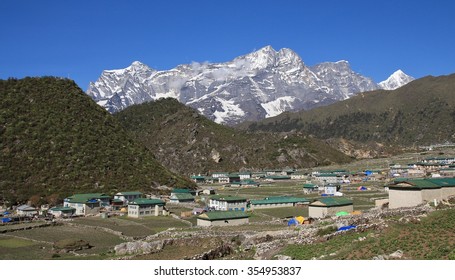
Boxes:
[114,98,352,175]
[282,208,455,260]
[0,77,195,204]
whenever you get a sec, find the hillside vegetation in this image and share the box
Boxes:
[0,77,195,204]
[243,74,455,146]
[114,98,352,175]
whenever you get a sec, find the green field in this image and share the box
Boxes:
[0,235,55,260]
[5,224,124,256]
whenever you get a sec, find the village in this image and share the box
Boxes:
[2,151,455,259]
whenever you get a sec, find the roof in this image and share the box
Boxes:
[310,197,353,207]
[231,179,259,185]
[197,211,249,221]
[65,193,110,204]
[209,195,247,202]
[129,198,165,206]
[265,175,291,180]
[428,178,455,187]
[115,191,142,196]
[250,196,310,205]
[171,188,192,193]
[49,207,75,212]
[170,193,194,200]
[17,205,36,211]
[303,183,317,189]
[190,175,205,179]
[316,173,340,177]
[388,178,455,190]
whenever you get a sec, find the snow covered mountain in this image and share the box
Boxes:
[378,70,415,90]
[86,46,411,125]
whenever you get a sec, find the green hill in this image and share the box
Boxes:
[243,74,455,146]
[0,77,195,204]
[114,98,352,175]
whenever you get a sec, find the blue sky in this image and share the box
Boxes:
[1,0,454,90]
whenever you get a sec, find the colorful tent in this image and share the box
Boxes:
[287,218,298,226]
[295,216,305,224]
[351,210,362,215]
[335,211,350,217]
[357,186,367,191]
[338,225,356,231]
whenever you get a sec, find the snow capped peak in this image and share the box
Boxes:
[127,61,155,72]
[335,60,349,65]
[131,60,144,66]
[393,69,405,76]
[278,48,303,63]
[379,69,414,90]
[241,46,278,69]
[87,46,407,125]
[257,45,276,54]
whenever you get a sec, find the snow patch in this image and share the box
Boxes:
[261,96,297,118]
[213,96,245,124]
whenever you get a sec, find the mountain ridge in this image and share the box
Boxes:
[114,98,353,175]
[241,73,455,146]
[87,46,413,125]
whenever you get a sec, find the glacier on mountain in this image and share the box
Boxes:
[86,46,413,125]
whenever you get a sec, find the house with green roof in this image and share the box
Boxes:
[230,179,260,187]
[171,188,197,196]
[211,172,229,178]
[387,178,455,209]
[309,197,353,218]
[249,196,310,210]
[190,175,206,183]
[264,175,291,181]
[209,195,247,211]
[114,191,143,206]
[128,198,166,218]
[48,206,76,218]
[63,193,110,216]
[303,183,318,194]
[197,211,249,227]
[169,193,195,203]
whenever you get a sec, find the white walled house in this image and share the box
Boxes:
[63,193,109,216]
[308,197,353,218]
[16,205,38,217]
[48,206,76,218]
[387,178,455,209]
[209,195,247,211]
[128,198,166,218]
[314,173,341,184]
[197,211,249,227]
[114,191,143,205]
[239,172,252,180]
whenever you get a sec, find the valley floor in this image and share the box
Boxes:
[1,185,454,260]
